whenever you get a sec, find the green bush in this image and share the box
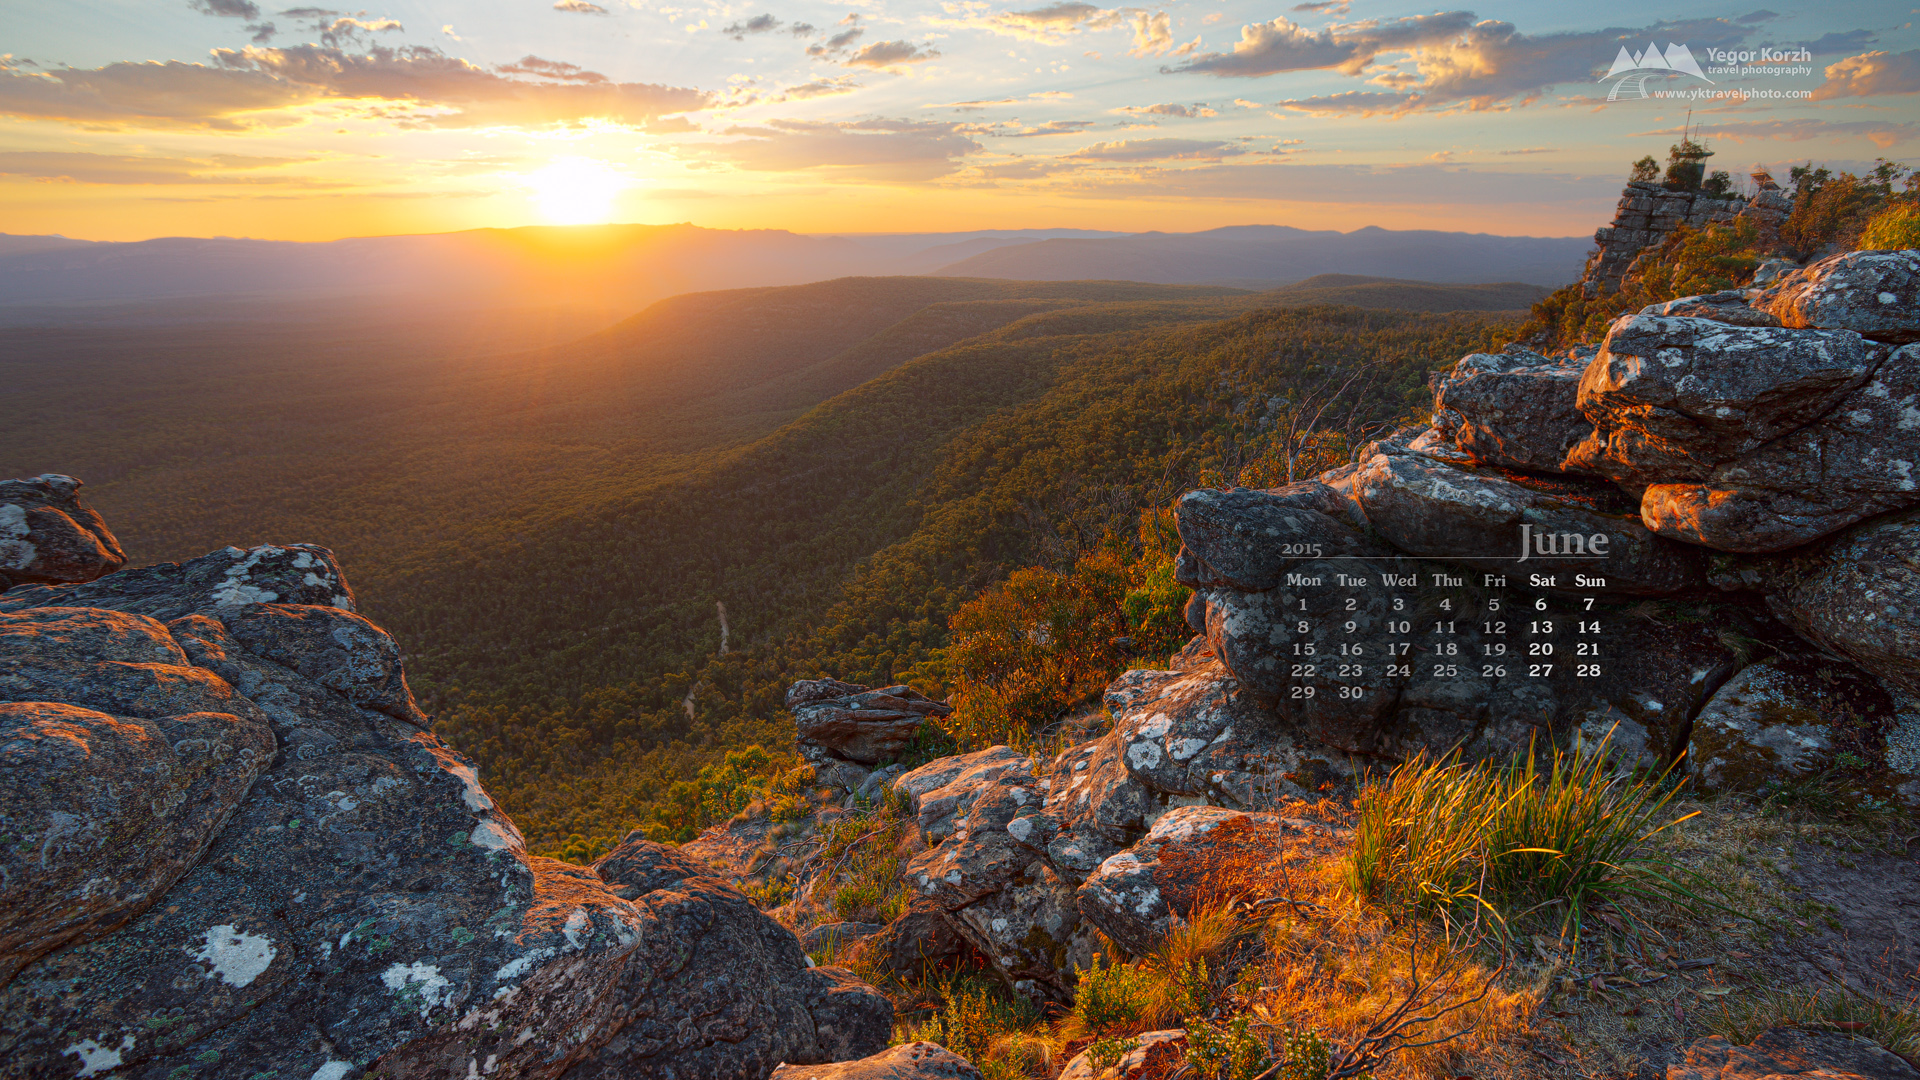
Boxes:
[1185,1015,1273,1080]
[1071,958,1155,1036]
[1860,202,1920,250]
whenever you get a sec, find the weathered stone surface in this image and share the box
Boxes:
[1639,290,1782,327]
[1566,315,1883,486]
[1689,661,1834,791]
[1638,344,1920,551]
[1429,348,1595,473]
[0,700,272,987]
[1714,507,1920,696]
[0,475,125,590]
[894,746,1034,843]
[1175,485,1377,591]
[1667,1026,1919,1080]
[791,680,952,767]
[1351,442,1708,594]
[802,921,884,955]
[1756,249,1920,344]
[1076,807,1289,956]
[557,836,893,1079]
[0,542,889,1079]
[0,542,357,621]
[1059,1030,1187,1080]
[848,898,973,979]
[773,1041,983,1080]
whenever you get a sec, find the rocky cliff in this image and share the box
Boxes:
[785,249,1920,1010]
[0,486,891,1079]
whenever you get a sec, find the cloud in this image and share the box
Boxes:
[844,41,941,69]
[1737,9,1778,22]
[683,117,981,180]
[996,119,1098,135]
[1291,0,1349,13]
[1636,117,1918,149]
[808,23,866,57]
[1168,11,1475,77]
[0,149,306,184]
[1115,102,1217,118]
[1809,29,1876,53]
[0,44,714,131]
[1813,50,1920,100]
[789,22,817,35]
[724,14,782,39]
[190,0,259,16]
[1251,16,1753,115]
[781,75,863,99]
[495,56,610,83]
[554,0,610,12]
[0,60,313,130]
[1069,137,1243,161]
[1497,146,1554,154]
[940,1,1129,43]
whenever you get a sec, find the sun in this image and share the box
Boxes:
[527,157,627,225]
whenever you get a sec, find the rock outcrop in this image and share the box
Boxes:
[1429,346,1594,473]
[1584,182,1747,296]
[791,678,952,776]
[1667,1027,1919,1080]
[0,517,889,1079]
[0,474,126,589]
[1756,249,1920,344]
[772,1042,985,1080]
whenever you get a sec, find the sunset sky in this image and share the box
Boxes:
[2,0,1915,241]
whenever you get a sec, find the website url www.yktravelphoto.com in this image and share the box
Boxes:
[1652,87,1813,99]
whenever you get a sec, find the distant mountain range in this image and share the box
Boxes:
[0,223,1586,316]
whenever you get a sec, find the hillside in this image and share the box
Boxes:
[932,224,1588,286]
[1264,274,1550,311]
[0,274,1522,849]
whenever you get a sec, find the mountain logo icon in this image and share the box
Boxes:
[1601,42,1714,100]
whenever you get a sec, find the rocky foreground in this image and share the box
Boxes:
[2,249,1918,1080]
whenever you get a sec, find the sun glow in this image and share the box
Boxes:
[527,157,627,225]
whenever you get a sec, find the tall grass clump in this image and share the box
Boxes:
[1346,737,1704,944]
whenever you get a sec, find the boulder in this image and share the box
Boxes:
[1667,1027,1919,1080]
[558,836,893,1079]
[802,921,885,955]
[1174,484,1375,591]
[1639,290,1782,327]
[773,1042,983,1080]
[1566,315,1883,487]
[1715,507,1920,696]
[0,541,357,619]
[1755,249,1920,344]
[0,700,272,986]
[1350,441,1708,594]
[1075,807,1294,956]
[1429,348,1595,473]
[894,745,1034,843]
[1637,343,1920,551]
[0,539,891,1079]
[1058,1030,1187,1080]
[848,898,974,979]
[790,679,952,767]
[1690,660,1828,788]
[0,474,126,589]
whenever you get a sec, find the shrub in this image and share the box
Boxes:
[900,977,1042,1065]
[1860,201,1920,250]
[1185,1015,1272,1080]
[1070,958,1155,1037]
[1346,738,1706,945]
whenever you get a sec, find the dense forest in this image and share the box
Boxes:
[404,303,1513,854]
[0,273,1521,854]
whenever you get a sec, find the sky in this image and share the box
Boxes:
[1,0,1915,241]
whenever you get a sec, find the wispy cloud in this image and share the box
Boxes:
[0,148,309,184]
[679,117,981,180]
[1070,137,1244,161]
[1114,102,1217,118]
[844,40,942,70]
[1168,11,1474,77]
[1634,117,1918,148]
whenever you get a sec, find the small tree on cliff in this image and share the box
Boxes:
[1629,156,1659,184]
[1663,137,1714,191]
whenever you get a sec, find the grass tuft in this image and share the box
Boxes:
[1346,737,1711,949]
